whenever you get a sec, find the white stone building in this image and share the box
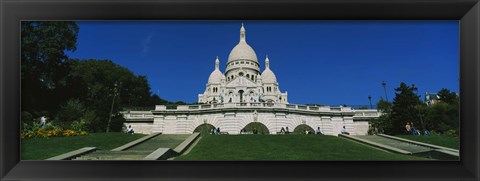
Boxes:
[124,24,380,135]
[198,24,287,105]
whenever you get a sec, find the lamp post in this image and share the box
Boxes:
[368,95,372,109]
[382,81,389,102]
[411,84,425,131]
[106,82,120,133]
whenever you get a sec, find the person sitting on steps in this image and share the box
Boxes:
[127,125,134,134]
[341,126,350,135]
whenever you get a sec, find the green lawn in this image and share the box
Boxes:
[395,135,459,150]
[175,135,428,160]
[21,133,145,160]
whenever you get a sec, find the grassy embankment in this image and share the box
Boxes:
[21,133,145,160]
[176,135,429,160]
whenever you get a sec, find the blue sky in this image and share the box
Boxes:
[66,21,459,106]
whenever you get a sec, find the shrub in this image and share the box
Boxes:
[446,129,457,136]
[21,111,34,125]
[71,120,88,132]
[55,99,85,124]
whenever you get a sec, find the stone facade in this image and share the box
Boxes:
[124,24,380,135]
[124,103,379,135]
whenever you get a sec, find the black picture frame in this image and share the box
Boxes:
[1,0,479,180]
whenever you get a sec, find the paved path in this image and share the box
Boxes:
[74,134,191,160]
[127,134,190,152]
[347,135,459,160]
[355,135,433,153]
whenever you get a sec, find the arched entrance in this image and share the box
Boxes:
[293,124,315,134]
[242,122,270,134]
[194,123,215,135]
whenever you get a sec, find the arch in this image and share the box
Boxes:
[293,124,315,134]
[239,72,244,77]
[243,122,270,134]
[194,123,216,135]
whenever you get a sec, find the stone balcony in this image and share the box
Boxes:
[154,103,354,112]
[123,103,381,121]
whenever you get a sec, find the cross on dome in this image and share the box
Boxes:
[240,23,246,42]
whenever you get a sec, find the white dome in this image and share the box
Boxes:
[261,68,277,83]
[208,69,225,84]
[208,56,225,84]
[228,42,258,63]
[227,24,258,63]
[261,56,277,83]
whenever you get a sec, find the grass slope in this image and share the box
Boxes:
[21,133,145,160]
[175,135,428,160]
[395,135,459,150]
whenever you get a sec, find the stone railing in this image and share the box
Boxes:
[353,110,382,118]
[124,104,380,121]
[123,111,154,119]
[154,103,358,113]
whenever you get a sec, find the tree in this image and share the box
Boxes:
[21,21,79,115]
[424,88,459,135]
[376,97,392,112]
[369,114,393,134]
[368,98,394,134]
[390,82,422,134]
[66,59,167,132]
[437,88,458,105]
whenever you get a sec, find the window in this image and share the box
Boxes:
[246,74,250,79]
[241,61,244,64]
[235,62,239,64]
[239,72,244,76]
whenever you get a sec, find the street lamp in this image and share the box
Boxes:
[411,84,425,131]
[382,81,389,102]
[106,82,120,133]
[368,95,372,109]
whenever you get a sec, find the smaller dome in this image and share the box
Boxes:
[208,70,225,84]
[261,56,277,83]
[261,69,277,83]
[208,57,225,84]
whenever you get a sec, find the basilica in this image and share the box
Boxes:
[123,24,380,135]
[199,24,287,105]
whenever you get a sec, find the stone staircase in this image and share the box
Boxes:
[73,150,151,160]
[71,134,196,160]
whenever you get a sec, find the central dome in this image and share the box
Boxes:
[227,24,258,63]
[228,42,258,63]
